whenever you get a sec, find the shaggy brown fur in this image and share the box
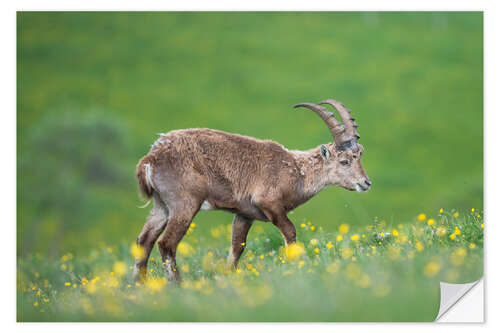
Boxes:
[133,100,371,283]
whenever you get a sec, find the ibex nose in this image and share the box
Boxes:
[365,179,372,187]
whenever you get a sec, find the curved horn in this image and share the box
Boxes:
[318,99,360,142]
[293,102,348,143]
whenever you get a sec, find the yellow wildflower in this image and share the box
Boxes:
[471,208,475,212]
[357,274,372,288]
[33,301,38,307]
[300,223,306,228]
[336,235,343,242]
[309,238,318,246]
[177,242,194,256]
[145,277,167,293]
[326,262,339,274]
[345,263,361,280]
[449,233,456,240]
[415,241,424,252]
[341,247,354,259]
[113,261,127,277]
[65,282,71,286]
[454,226,461,235]
[453,212,459,218]
[326,241,333,249]
[314,248,320,254]
[436,226,447,237]
[469,243,476,249]
[130,243,145,260]
[285,242,305,261]
[310,225,316,231]
[392,229,399,236]
[424,262,441,277]
[351,234,360,241]
[339,223,349,234]
[427,218,435,226]
[439,208,443,214]
[210,228,221,238]
[417,213,426,221]
[450,248,467,266]
[307,221,311,226]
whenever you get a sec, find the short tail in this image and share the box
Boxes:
[136,158,155,207]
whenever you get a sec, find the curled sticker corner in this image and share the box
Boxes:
[435,278,483,322]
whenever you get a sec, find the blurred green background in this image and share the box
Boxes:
[17,12,483,257]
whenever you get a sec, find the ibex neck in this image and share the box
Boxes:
[291,146,331,201]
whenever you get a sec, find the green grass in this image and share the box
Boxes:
[17,209,483,322]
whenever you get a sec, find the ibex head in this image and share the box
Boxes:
[294,99,372,193]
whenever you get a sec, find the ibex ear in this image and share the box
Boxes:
[320,145,331,162]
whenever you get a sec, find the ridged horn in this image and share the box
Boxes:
[294,101,355,150]
[318,99,360,141]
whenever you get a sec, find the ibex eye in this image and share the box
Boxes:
[340,160,349,166]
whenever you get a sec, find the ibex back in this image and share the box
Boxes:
[134,98,371,282]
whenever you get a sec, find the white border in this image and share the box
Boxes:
[4,0,490,11]
[3,0,498,332]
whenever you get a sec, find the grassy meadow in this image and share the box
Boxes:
[17,12,483,321]
[18,209,483,321]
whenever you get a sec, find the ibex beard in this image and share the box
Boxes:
[133,98,371,283]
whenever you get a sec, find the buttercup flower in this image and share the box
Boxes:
[339,224,349,234]
[285,243,305,261]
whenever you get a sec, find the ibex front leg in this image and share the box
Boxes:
[227,214,253,270]
[257,201,297,246]
[272,213,297,246]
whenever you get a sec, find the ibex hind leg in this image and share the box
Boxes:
[133,192,169,283]
[157,197,201,283]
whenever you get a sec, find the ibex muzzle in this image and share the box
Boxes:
[134,98,371,283]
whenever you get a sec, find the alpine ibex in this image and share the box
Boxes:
[133,98,371,282]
